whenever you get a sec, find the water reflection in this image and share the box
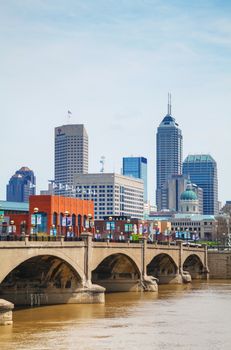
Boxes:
[1,281,231,350]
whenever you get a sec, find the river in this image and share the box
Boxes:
[0,280,231,350]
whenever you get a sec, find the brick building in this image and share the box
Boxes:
[1,195,94,237]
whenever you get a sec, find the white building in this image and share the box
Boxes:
[171,213,217,241]
[54,124,88,195]
[74,173,144,219]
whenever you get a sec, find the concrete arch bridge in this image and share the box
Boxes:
[0,234,208,306]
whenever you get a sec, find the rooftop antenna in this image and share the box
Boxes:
[67,110,72,124]
[167,93,172,115]
[100,156,105,173]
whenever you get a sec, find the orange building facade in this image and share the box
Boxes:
[4,195,94,237]
[29,195,94,236]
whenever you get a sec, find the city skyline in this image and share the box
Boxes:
[1,1,231,204]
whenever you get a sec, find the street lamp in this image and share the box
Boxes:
[33,207,39,236]
[21,220,26,236]
[108,216,113,240]
[167,228,171,243]
[9,220,15,239]
[194,230,197,244]
[178,227,181,240]
[96,229,100,240]
[154,221,158,242]
[185,228,189,244]
[50,224,56,238]
[88,213,94,233]
[64,210,70,236]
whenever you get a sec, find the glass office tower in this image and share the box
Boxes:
[183,154,218,215]
[6,167,36,202]
[156,95,183,210]
[122,157,147,202]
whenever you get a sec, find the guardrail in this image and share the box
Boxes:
[0,235,204,248]
[208,245,231,251]
[0,235,83,242]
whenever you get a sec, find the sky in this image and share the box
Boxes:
[1,0,231,205]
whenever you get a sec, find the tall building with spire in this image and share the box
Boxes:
[54,124,88,196]
[156,94,183,211]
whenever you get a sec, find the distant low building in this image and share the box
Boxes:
[171,214,217,241]
[148,210,217,241]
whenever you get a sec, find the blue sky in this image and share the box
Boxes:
[1,0,231,204]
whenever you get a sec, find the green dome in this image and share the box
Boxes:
[180,188,198,201]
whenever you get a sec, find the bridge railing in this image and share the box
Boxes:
[0,235,83,242]
[0,235,205,248]
[208,245,231,251]
[0,235,26,242]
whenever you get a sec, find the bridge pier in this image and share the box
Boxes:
[81,232,105,301]
[1,286,105,306]
[0,299,14,325]
[202,244,209,280]
[140,237,158,292]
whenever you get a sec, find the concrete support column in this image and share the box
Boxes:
[140,236,147,281]
[0,299,14,326]
[81,232,93,287]
[202,244,210,279]
[177,240,183,275]
[139,237,158,292]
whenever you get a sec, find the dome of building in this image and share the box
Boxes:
[180,188,198,201]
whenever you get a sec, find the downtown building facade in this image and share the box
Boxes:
[167,175,203,214]
[54,124,88,196]
[74,173,144,220]
[122,156,147,202]
[183,154,218,215]
[170,213,217,241]
[6,167,36,203]
[156,97,183,211]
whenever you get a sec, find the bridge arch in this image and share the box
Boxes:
[91,249,141,274]
[0,254,85,306]
[0,251,85,285]
[92,253,141,292]
[183,254,204,279]
[147,253,179,284]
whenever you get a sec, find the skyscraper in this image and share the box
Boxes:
[183,154,218,215]
[54,124,88,195]
[165,175,203,214]
[156,94,183,210]
[167,174,189,212]
[6,167,36,202]
[122,157,148,202]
